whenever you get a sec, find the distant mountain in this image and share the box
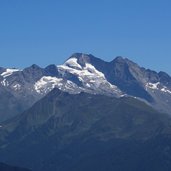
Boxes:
[0,162,31,171]
[0,89,171,171]
[0,53,171,122]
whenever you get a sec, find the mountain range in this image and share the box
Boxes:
[0,53,171,122]
[0,53,171,171]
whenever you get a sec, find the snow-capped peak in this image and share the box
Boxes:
[58,59,123,97]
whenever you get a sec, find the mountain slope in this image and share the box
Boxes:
[0,86,26,121]
[0,89,171,171]
[0,162,31,171]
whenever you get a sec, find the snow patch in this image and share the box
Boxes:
[34,76,80,94]
[1,79,9,86]
[146,82,160,90]
[161,87,171,94]
[1,69,20,78]
[34,76,63,94]
[64,58,82,69]
[146,82,171,94]
[58,63,105,80]
[13,84,21,91]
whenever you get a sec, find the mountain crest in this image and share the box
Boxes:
[0,53,171,123]
[24,64,42,70]
[67,53,102,67]
[112,56,126,62]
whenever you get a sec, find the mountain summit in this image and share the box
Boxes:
[68,53,95,65]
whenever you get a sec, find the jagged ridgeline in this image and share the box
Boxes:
[0,53,171,122]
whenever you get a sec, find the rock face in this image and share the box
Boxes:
[0,53,171,122]
[0,89,171,171]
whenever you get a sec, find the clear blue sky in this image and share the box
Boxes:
[0,0,171,74]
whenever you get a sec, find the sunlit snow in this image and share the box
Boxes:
[34,76,80,94]
[64,58,82,69]
[146,82,171,94]
[1,69,20,78]
[58,58,123,96]
[34,76,63,94]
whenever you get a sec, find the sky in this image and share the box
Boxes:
[0,0,171,74]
